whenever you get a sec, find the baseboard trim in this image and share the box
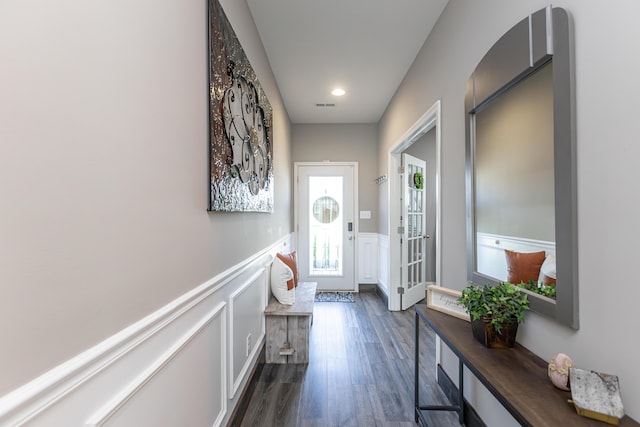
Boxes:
[437,364,486,427]
[358,283,377,292]
[375,284,389,306]
[226,344,265,427]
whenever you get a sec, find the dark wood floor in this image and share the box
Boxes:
[239,290,459,427]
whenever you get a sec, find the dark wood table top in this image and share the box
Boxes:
[415,304,638,427]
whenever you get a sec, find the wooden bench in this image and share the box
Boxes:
[264,281,316,364]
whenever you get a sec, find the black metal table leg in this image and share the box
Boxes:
[458,358,464,424]
[415,311,419,423]
[414,306,464,426]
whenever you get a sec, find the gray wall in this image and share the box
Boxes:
[0,0,292,395]
[378,0,640,423]
[292,124,378,233]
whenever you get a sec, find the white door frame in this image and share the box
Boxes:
[388,100,442,311]
[294,161,359,291]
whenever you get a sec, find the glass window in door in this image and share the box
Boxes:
[309,176,343,276]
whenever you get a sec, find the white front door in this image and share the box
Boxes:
[295,163,357,291]
[401,153,427,309]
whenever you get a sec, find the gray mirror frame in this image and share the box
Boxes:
[465,6,579,329]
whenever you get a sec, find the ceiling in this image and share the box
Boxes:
[247,0,449,124]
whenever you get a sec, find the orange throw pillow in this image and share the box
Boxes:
[276,251,298,290]
[504,249,546,284]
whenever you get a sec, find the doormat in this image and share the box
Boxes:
[314,292,355,303]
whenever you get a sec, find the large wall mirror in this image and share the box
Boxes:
[465,6,579,328]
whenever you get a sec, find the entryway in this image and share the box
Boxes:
[295,162,358,291]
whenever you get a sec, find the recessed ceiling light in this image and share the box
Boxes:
[331,88,346,96]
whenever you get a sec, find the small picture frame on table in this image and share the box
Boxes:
[426,285,469,321]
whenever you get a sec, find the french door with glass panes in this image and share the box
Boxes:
[295,163,357,291]
[401,153,427,309]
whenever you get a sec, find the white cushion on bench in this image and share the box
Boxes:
[271,256,295,305]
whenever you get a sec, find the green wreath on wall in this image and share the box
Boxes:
[413,172,424,189]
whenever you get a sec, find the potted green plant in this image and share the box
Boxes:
[457,282,529,348]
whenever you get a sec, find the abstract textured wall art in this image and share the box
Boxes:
[208,0,273,212]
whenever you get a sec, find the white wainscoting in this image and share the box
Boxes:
[86,303,228,427]
[357,233,378,284]
[228,270,267,399]
[0,235,292,427]
[476,232,555,282]
[377,234,389,297]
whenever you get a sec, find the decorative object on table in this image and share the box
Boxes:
[270,256,295,305]
[314,292,355,303]
[413,172,424,189]
[426,285,469,321]
[548,353,574,391]
[208,0,274,212]
[458,282,529,348]
[569,367,625,425]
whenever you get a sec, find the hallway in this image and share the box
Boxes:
[238,290,459,426]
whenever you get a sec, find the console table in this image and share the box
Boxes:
[415,304,639,427]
